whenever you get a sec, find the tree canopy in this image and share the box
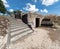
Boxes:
[13,10,21,14]
[0,0,6,14]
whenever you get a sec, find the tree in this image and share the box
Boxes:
[0,0,6,14]
[13,10,22,19]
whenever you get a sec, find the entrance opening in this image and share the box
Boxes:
[22,14,28,24]
[41,18,53,27]
[36,18,40,27]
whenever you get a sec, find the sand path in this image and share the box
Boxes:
[9,28,60,49]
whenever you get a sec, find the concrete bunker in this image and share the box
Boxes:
[21,12,55,28]
[41,18,53,27]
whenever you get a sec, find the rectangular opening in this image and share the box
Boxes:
[36,18,40,27]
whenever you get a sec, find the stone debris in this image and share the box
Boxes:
[0,16,9,36]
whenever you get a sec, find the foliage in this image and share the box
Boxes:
[13,10,21,14]
[0,0,6,14]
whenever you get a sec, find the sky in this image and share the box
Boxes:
[1,0,60,15]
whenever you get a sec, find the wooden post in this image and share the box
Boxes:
[6,23,11,49]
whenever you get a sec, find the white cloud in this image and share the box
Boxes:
[4,3,10,7]
[9,9,14,12]
[23,3,39,12]
[20,10,23,11]
[41,0,59,6]
[32,0,37,2]
[2,0,10,7]
[40,9,48,13]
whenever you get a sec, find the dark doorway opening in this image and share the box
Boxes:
[36,18,40,27]
[41,18,53,27]
[22,14,28,24]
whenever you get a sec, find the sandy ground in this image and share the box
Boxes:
[9,27,60,49]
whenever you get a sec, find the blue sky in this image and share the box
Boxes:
[1,0,60,15]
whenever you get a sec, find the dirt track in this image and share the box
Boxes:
[9,27,60,49]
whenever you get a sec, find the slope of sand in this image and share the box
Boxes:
[9,28,60,49]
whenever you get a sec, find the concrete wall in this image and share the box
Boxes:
[27,12,43,28]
